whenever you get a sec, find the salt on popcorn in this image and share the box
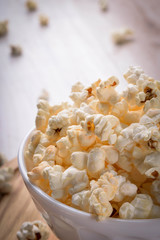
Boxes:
[26,66,160,220]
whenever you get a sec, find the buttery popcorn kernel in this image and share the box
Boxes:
[26,66,160,220]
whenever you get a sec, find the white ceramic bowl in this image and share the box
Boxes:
[18,129,160,240]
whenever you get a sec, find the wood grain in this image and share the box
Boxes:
[0,0,160,160]
[0,158,58,240]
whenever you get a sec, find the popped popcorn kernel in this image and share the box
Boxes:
[81,114,121,143]
[112,28,133,44]
[89,188,113,220]
[39,15,49,26]
[0,152,8,166]
[96,76,120,103]
[10,45,22,56]
[17,221,49,240]
[25,66,160,220]
[46,110,71,140]
[87,148,105,178]
[26,0,37,11]
[120,194,153,219]
[43,165,65,199]
[72,190,91,212]
[38,89,49,101]
[36,100,51,132]
[71,151,88,170]
[99,0,108,12]
[0,20,8,37]
[0,167,14,195]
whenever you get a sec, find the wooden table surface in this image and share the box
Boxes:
[0,0,160,160]
[0,158,59,240]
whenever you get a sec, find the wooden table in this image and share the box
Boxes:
[0,0,160,159]
[0,159,58,240]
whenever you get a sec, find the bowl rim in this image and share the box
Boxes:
[18,128,160,223]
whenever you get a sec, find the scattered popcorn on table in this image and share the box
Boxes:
[0,20,8,37]
[26,66,160,220]
[26,0,37,11]
[17,221,49,240]
[10,45,22,56]
[112,28,134,44]
[39,15,49,26]
[0,167,14,195]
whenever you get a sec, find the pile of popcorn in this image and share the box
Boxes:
[26,66,160,220]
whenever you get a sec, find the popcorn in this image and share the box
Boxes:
[87,148,105,178]
[119,202,135,219]
[89,188,113,220]
[112,28,133,44]
[39,15,49,26]
[46,110,71,140]
[113,175,137,202]
[99,0,108,11]
[71,82,84,92]
[43,165,64,199]
[96,76,120,103]
[17,221,49,240]
[122,84,139,106]
[25,130,42,158]
[33,144,46,165]
[26,0,37,11]
[81,114,121,143]
[67,125,96,150]
[43,165,89,199]
[0,20,8,37]
[36,100,51,132]
[62,166,89,195]
[90,171,118,201]
[28,161,50,182]
[140,108,160,128]
[96,102,110,115]
[72,190,91,212]
[144,152,160,178]
[26,66,160,220]
[38,89,49,101]
[149,204,160,218]
[151,180,160,204]
[123,66,144,85]
[0,152,8,166]
[119,194,153,219]
[100,145,119,164]
[71,152,88,170]
[70,89,88,107]
[0,167,14,194]
[10,45,22,56]
[42,145,57,163]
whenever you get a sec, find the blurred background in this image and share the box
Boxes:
[0,0,160,161]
